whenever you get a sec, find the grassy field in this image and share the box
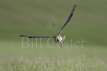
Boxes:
[0,56,107,71]
[0,0,107,71]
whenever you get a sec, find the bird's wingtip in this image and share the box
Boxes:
[74,4,76,7]
[19,35,28,38]
[19,35,24,37]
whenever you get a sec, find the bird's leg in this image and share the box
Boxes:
[59,42,62,47]
[58,41,63,48]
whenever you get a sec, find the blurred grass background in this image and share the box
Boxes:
[0,0,107,57]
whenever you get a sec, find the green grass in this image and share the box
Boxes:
[0,41,107,71]
[0,41,107,57]
[0,0,107,71]
[0,56,107,71]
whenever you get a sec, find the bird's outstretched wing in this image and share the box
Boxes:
[20,35,54,38]
[58,4,76,34]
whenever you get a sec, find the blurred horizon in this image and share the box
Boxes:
[0,0,107,56]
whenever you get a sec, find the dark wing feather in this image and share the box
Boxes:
[20,35,54,38]
[58,4,76,34]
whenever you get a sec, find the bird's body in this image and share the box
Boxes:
[55,34,62,42]
[53,34,66,47]
[20,4,76,47]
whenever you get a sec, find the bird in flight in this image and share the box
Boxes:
[20,4,76,47]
